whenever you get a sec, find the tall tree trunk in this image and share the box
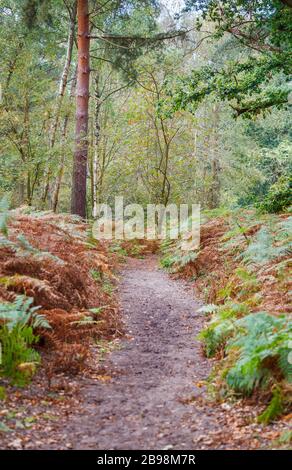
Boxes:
[71,0,90,218]
[26,173,32,205]
[52,67,78,212]
[51,121,68,212]
[209,158,220,209]
[18,181,25,206]
[208,104,221,209]
[50,0,77,149]
[92,72,101,216]
[22,94,32,204]
[42,0,77,205]
[89,121,95,213]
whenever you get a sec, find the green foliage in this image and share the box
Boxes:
[160,238,176,253]
[125,241,144,257]
[90,269,102,282]
[109,243,128,257]
[21,0,55,29]
[200,307,291,422]
[277,429,292,445]
[257,386,283,424]
[175,251,198,268]
[0,296,50,385]
[89,306,108,316]
[0,196,10,237]
[160,251,198,271]
[235,268,261,300]
[197,304,218,315]
[0,386,6,401]
[181,0,292,117]
[241,225,292,266]
[70,316,103,327]
[160,255,176,269]
[198,302,249,357]
[185,0,292,52]
[277,216,292,241]
[0,296,50,331]
[0,325,40,386]
[226,312,292,395]
[199,319,235,358]
[0,0,290,215]
[160,230,199,272]
[161,54,291,119]
[0,421,11,433]
[195,209,291,422]
[258,176,292,213]
[216,282,234,302]
[101,1,161,80]
[101,276,115,295]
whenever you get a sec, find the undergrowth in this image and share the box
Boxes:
[225,312,291,394]
[0,296,50,385]
[0,200,120,385]
[160,208,292,423]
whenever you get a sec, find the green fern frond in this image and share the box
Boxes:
[241,228,275,265]
[226,312,292,394]
[0,295,51,331]
[197,304,219,314]
[0,295,50,385]
[258,386,283,424]
[276,216,292,239]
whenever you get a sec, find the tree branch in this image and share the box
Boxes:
[89,29,193,45]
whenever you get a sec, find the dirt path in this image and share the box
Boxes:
[56,255,221,450]
[2,255,285,450]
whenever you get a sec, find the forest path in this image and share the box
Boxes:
[63,255,222,450]
[2,255,279,450]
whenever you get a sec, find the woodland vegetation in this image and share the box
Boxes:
[0,0,291,451]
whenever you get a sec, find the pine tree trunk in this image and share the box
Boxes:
[71,0,90,218]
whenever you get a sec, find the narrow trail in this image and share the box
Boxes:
[2,255,279,450]
[62,256,222,450]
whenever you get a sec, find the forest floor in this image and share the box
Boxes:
[1,254,289,450]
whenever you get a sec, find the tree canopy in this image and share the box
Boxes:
[161,0,292,118]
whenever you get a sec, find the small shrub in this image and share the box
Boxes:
[258,176,292,213]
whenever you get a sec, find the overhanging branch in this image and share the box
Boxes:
[89,29,192,46]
